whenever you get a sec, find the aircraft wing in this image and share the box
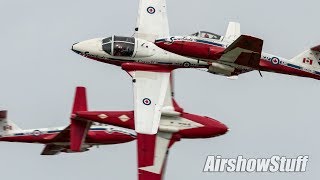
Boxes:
[44,126,71,142]
[122,63,172,135]
[137,132,178,180]
[41,144,65,155]
[134,0,169,42]
[219,35,263,69]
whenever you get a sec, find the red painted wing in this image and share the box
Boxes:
[137,133,177,180]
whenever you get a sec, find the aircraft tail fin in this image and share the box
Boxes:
[225,22,241,41]
[72,87,88,114]
[0,110,22,135]
[70,87,91,152]
[290,45,320,70]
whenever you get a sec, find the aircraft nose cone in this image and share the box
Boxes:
[203,119,229,137]
[215,122,229,135]
[71,38,102,55]
[71,41,89,54]
[71,42,82,54]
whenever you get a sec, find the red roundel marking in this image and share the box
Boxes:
[271,57,280,65]
[183,62,191,67]
[33,130,41,136]
[143,98,151,105]
[147,7,156,14]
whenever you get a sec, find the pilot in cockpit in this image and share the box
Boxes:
[114,43,125,56]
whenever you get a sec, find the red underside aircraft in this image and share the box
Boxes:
[71,85,228,180]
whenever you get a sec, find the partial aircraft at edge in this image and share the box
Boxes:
[0,88,135,155]
[155,23,320,79]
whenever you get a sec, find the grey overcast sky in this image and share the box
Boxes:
[0,0,319,179]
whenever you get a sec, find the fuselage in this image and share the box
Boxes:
[75,110,228,140]
[155,35,320,80]
[72,34,320,80]
[0,125,135,145]
[71,36,208,68]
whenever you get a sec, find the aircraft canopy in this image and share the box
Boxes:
[190,31,222,40]
[102,36,135,57]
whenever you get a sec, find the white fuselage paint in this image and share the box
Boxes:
[72,37,208,68]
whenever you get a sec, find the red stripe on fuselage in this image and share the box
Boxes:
[155,40,225,60]
[259,59,320,80]
[0,130,135,145]
[77,110,228,139]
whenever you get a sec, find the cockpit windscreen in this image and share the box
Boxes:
[102,36,135,57]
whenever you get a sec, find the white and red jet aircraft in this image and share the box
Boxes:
[71,0,262,135]
[72,84,228,180]
[155,23,320,79]
[0,88,135,155]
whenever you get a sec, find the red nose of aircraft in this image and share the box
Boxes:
[179,113,229,139]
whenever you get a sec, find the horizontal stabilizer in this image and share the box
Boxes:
[311,45,320,52]
[221,35,263,68]
[225,35,263,54]
[290,45,320,70]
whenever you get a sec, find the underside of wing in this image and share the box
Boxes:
[134,0,169,42]
[122,63,173,134]
[220,35,263,69]
[44,126,71,142]
[132,71,170,134]
[41,144,65,155]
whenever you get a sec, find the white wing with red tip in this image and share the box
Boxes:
[134,0,169,42]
